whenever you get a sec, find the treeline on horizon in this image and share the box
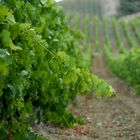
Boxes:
[59,0,102,17]
[119,0,140,16]
[59,0,140,17]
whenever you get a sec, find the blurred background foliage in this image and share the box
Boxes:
[119,0,140,16]
[59,0,140,18]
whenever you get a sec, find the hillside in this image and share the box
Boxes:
[59,0,119,17]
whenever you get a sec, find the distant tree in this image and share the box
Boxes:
[59,0,102,17]
[119,0,140,16]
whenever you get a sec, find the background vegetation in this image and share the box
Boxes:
[119,0,140,16]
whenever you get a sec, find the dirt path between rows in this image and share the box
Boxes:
[35,52,140,140]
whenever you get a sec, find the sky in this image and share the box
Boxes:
[55,0,63,2]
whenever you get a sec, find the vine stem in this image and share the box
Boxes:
[24,29,65,64]
[8,120,13,140]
